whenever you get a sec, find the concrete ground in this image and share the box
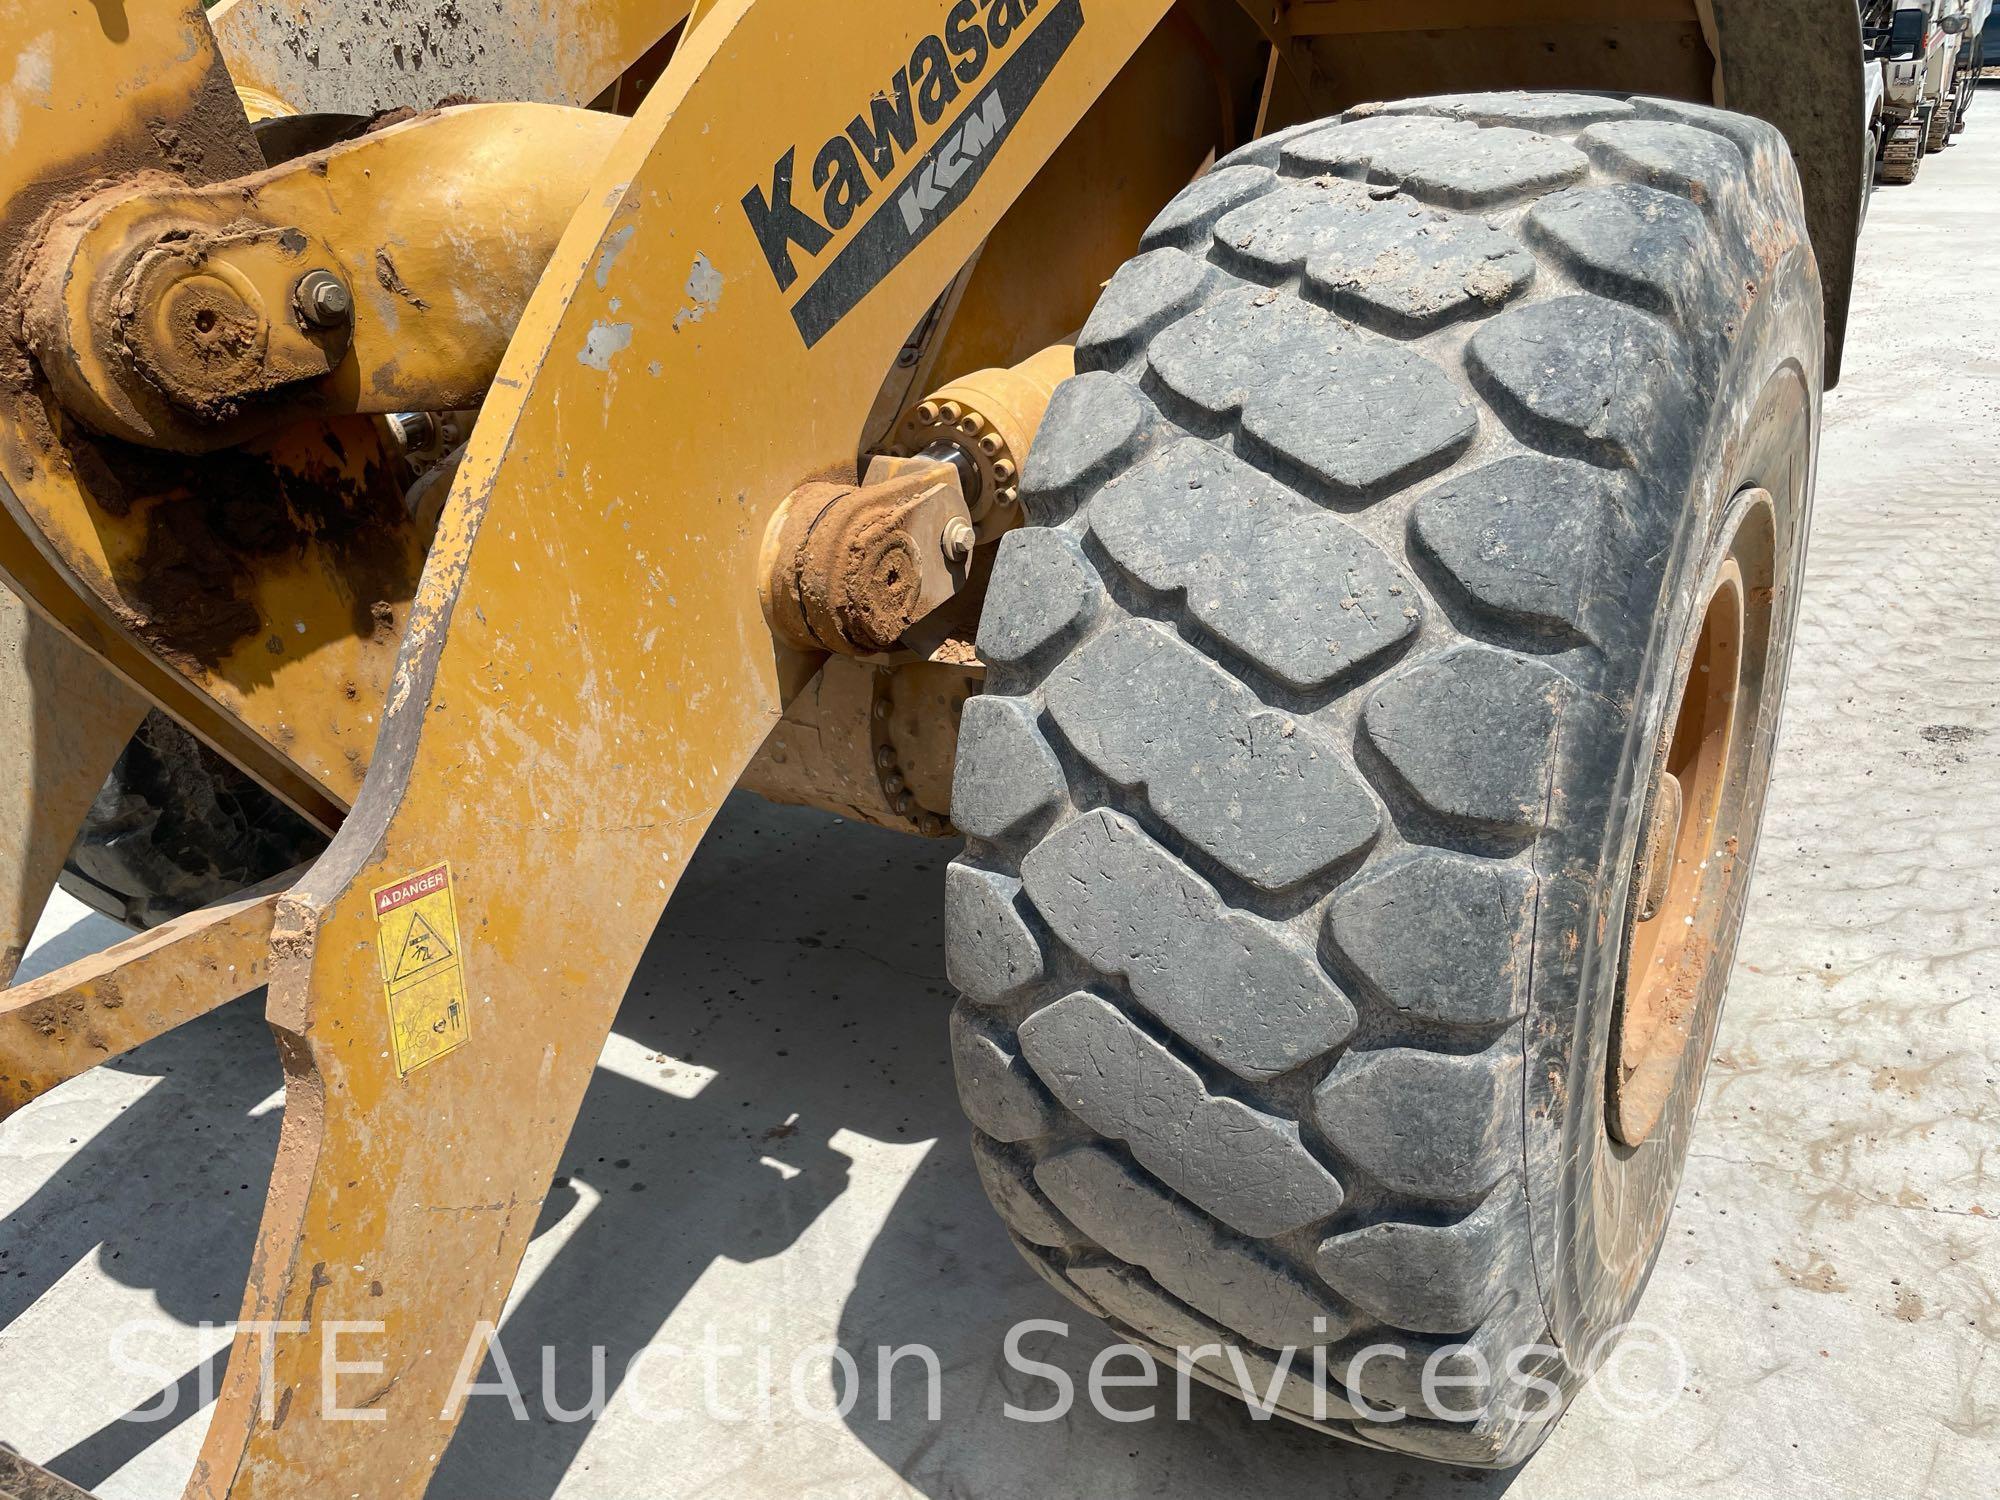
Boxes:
[3,103,1997,1500]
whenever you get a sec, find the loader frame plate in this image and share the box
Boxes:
[175,3,1178,1494]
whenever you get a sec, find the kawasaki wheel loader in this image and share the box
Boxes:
[0,0,1871,1493]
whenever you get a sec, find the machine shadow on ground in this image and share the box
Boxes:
[7,796,1514,1500]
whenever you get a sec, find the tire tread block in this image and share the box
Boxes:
[1018,372,1151,519]
[1286,116,1591,208]
[1092,437,1420,692]
[975,528,1103,667]
[1376,92,1637,131]
[1526,183,1714,323]
[1077,247,1211,372]
[1149,285,1476,501]
[1362,644,1570,831]
[1215,117,1341,171]
[1214,175,1536,333]
[953,1003,1063,1142]
[1035,1143,1351,1348]
[1329,1330,1498,1428]
[1045,620,1380,891]
[1141,162,1279,251]
[1316,1190,1517,1334]
[945,863,1047,1006]
[1412,454,1623,639]
[973,1135,1086,1249]
[1312,1042,1524,1201]
[1325,850,1536,1029]
[1020,809,1357,1080]
[1069,1261,1375,1425]
[1467,294,1690,469]
[1578,118,1746,208]
[951,696,1066,843]
[1020,991,1346,1236]
[1628,97,1786,166]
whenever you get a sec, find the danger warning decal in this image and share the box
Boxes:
[741,0,1085,348]
[371,863,471,1076]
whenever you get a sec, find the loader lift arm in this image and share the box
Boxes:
[201,3,1186,1491]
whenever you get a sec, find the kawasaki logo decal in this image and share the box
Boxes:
[741,0,1085,347]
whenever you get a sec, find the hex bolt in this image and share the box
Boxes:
[296,269,353,328]
[941,517,976,562]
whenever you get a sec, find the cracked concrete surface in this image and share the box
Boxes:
[3,100,1998,1500]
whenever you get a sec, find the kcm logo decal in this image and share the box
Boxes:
[898,90,1010,235]
[741,0,1085,347]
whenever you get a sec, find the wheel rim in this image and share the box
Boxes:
[1606,494,1771,1147]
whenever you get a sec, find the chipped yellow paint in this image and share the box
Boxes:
[370,864,472,1076]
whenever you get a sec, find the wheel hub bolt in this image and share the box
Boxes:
[296,269,353,328]
[941,517,976,562]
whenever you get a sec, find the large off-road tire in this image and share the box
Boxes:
[59,712,324,929]
[947,92,1819,1465]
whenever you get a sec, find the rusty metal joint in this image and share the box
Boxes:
[122,226,351,416]
[21,102,626,455]
[763,457,975,658]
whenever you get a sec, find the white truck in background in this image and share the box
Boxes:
[1866,0,1992,182]
[1943,0,1994,134]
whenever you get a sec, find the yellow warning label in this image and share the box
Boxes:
[370,862,471,1076]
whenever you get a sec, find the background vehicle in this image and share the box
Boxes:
[1870,0,1991,179]
[0,0,1871,1493]
[1954,0,1995,124]
[1870,1,1947,178]
[1941,0,1993,132]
